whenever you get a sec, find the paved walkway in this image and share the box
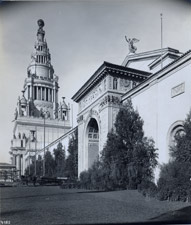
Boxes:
[0,186,190,224]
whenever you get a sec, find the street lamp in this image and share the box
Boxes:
[30,129,37,176]
[43,113,45,177]
[42,111,48,177]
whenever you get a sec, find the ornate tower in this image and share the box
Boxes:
[24,19,59,119]
[10,20,71,178]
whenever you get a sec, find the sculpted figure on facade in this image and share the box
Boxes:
[14,108,18,120]
[125,36,139,54]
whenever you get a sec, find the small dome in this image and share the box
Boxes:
[20,97,27,105]
[61,97,68,110]
[20,90,27,106]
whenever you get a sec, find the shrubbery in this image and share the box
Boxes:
[157,161,191,202]
[25,128,78,180]
[79,100,158,191]
[156,110,191,202]
[80,106,191,203]
[138,180,158,198]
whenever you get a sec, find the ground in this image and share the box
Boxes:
[0,186,191,225]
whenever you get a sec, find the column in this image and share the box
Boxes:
[37,86,39,100]
[16,155,20,178]
[33,86,35,100]
[48,88,51,102]
[44,87,46,101]
[41,86,43,101]
[21,155,23,176]
[28,85,30,99]
[36,86,38,100]
[19,155,21,177]
[13,155,16,166]
[52,89,54,102]
[29,84,32,98]
[55,90,58,102]
[50,89,52,102]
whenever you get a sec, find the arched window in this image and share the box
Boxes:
[113,78,118,90]
[168,121,184,148]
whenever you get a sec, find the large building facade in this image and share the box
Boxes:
[10,20,71,177]
[72,46,191,179]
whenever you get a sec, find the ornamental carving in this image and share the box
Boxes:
[77,115,83,123]
[99,95,121,112]
[79,81,104,111]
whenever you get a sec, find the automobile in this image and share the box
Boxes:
[38,176,63,186]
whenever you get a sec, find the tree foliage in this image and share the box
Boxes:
[80,100,158,190]
[45,150,55,177]
[53,142,65,177]
[170,110,191,162]
[101,100,158,189]
[158,110,191,202]
[25,142,66,178]
[65,129,78,180]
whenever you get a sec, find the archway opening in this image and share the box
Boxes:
[169,125,184,148]
[87,118,99,168]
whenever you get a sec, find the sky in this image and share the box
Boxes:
[0,0,191,163]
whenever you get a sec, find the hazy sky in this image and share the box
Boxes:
[0,0,191,163]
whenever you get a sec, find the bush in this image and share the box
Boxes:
[138,180,158,198]
[157,161,191,202]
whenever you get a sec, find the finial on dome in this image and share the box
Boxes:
[37,19,45,42]
[37,19,45,29]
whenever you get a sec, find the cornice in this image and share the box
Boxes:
[14,116,71,129]
[122,50,191,101]
[72,61,151,102]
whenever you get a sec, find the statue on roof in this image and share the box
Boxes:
[14,108,18,120]
[125,36,139,54]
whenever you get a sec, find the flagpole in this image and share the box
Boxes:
[160,13,163,69]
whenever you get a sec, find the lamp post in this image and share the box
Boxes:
[30,130,37,176]
[43,112,46,177]
[34,127,37,176]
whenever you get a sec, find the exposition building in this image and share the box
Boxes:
[11,20,191,180]
[72,47,190,179]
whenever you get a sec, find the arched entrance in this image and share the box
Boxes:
[86,118,99,168]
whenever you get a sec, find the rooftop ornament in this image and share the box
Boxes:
[125,36,139,54]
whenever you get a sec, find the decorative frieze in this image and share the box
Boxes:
[79,81,104,111]
[99,95,121,112]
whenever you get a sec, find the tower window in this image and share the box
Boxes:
[113,78,118,90]
[46,88,48,101]
[34,86,37,100]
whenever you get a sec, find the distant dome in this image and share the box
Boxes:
[61,97,68,110]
